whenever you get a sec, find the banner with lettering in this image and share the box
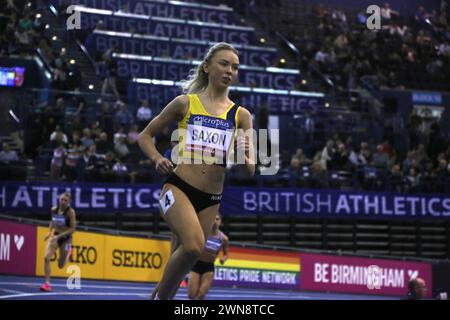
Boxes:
[85,31,277,66]
[1,182,449,219]
[0,220,37,276]
[50,0,234,24]
[214,247,300,290]
[299,253,433,297]
[77,7,255,44]
[114,54,300,90]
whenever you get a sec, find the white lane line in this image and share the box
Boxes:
[204,293,330,300]
[0,288,25,295]
[0,282,291,296]
[0,282,153,291]
[0,292,150,299]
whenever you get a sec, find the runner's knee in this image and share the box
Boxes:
[183,237,204,258]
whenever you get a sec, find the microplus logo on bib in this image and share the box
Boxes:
[192,116,232,129]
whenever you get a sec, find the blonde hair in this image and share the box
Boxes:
[180,42,238,94]
[60,192,72,201]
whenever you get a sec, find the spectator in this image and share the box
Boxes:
[97,151,116,182]
[73,94,87,119]
[63,132,83,182]
[76,144,98,182]
[291,148,312,167]
[100,45,120,100]
[390,163,404,192]
[381,3,399,20]
[96,132,113,155]
[349,145,365,167]
[435,158,449,177]
[114,101,134,131]
[50,143,65,181]
[49,125,68,147]
[438,0,448,27]
[303,111,315,145]
[380,140,393,157]
[359,142,371,165]
[97,101,115,135]
[90,122,103,143]
[37,37,54,62]
[371,144,390,169]
[329,143,351,171]
[334,33,349,54]
[416,30,432,47]
[14,25,32,55]
[127,124,140,145]
[320,140,335,170]
[403,278,427,300]
[403,151,416,174]
[314,46,330,65]
[32,12,45,35]
[4,0,18,14]
[412,144,429,166]
[53,55,69,90]
[0,142,19,163]
[68,115,83,134]
[289,156,301,173]
[136,100,153,130]
[112,156,129,183]
[437,41,450,58]
[405,167,420,192]
[114,126,127,145]
[0,13,13,53]
[80,128,95,149]
[53,97,66,124]
[414,6,430,23]
[18,13,32,31]
[331,9,347,29]
[114,136,129,159]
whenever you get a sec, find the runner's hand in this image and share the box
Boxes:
[155,157,174,174]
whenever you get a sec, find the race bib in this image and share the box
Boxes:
[159,189,175,215]
[184,115,235,164]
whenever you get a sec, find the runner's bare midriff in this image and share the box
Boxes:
[174,163,225,194]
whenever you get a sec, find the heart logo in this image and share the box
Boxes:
[408,270,419,279]
[14,235,24,251]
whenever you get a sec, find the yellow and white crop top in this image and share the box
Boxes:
[176,94,240,167]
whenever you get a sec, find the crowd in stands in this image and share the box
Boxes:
[0,1,44,57]
[0,0,82,91]
[254,1,450,92]
[286,111,450,193]
[29,94,161,184]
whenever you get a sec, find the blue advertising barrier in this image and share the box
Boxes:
[1,181,449,219]
[127,79,324,114]
[85,30,277,66]
[114,54,300,89]
[77,7,255,44]
[51,0,234,24]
